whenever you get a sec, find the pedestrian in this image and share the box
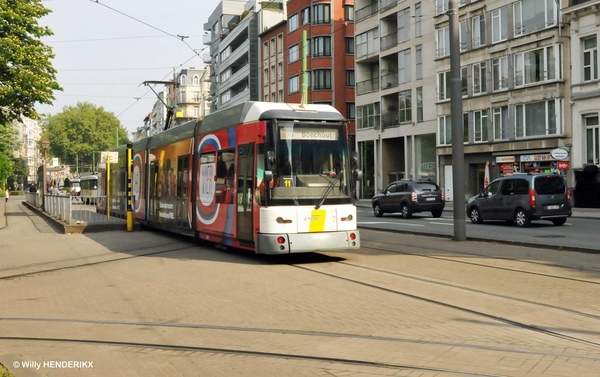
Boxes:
[5,188,9,203]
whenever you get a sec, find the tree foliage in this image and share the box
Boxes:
[0,123,18,188]
[0,0,62,125]
[42,102,130,170]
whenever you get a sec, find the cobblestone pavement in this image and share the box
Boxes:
[1,198,600,377]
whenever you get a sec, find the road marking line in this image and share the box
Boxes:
[430,222,453,226]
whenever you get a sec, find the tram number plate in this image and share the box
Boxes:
[547,205,560,210]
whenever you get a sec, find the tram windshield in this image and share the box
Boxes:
[264,120,352,205]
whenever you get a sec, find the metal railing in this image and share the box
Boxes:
[26,193,127,225]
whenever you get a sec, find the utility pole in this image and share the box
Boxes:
[449,0,466,240]
[116,127,119,148]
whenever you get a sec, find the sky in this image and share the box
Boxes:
[36,0,222,136]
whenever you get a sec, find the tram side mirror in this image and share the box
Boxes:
[264,170,273,184]
[267,151,276,169]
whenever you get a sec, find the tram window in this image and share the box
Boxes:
[177,156,189,198]
[216,149,235,204]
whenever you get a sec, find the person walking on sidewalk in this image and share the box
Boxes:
[5,188,9,203]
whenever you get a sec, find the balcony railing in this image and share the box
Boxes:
[381,71,398,89]
[356,77,380,95]
[356,2,378,21]
[380,33,397,50]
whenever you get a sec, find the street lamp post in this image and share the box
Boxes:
[42,140,50,211]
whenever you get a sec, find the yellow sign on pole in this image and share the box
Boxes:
[107,152,111,221]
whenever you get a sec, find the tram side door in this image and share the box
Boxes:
[236,143,254,242]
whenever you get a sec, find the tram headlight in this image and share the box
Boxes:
[276,217,292,224]
[341,214,353,221]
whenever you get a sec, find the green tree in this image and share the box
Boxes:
[42,102,130,172]
[0,123,18,188]
[0,0,62,125]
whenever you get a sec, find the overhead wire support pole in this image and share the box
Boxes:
[448,0,466,241]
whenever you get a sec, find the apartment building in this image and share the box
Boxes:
[564,0,600,172]
[173,67,209,126]
[355,0,577,201]
[354,0,437,199]
[204,0,266,111]
[281,0,357,147]
[259,16,286,104]
[13,117,42,186]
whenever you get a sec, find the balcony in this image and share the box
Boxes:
[356,2,378,21]
[356,77,380,95]
[380,32,397,51]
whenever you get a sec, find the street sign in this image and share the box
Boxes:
[100,151,119,164]
[558,161,569,171]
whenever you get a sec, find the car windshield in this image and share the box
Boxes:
[268,121,352,204]
[534,176,565,195]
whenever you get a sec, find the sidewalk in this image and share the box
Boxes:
[355,199,600,219]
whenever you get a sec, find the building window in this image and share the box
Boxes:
[492,56,509,91]
[270,39,275,56]
[513,0,556,37]
[313,4,331,24]
[288,44,300,62]
[194,106,200,117]
[288,13,299,32]
[398,48,412,84]
[179,75,186,85]
[416,45,422,79]
[464,113,469,144]
[474,110,489,142]
[438,115,451,145]
[221,91,230,104]
[278,62,283,80]
[265,94,269,101]
[515,99,560,138]
[514,45,560,86]
[345,5,354,21]
[271,93,276,102]
[302,7,310,25]
[461,67,468,97]
[345,37,354,54]
[492,7,508,43]
[472,14,486,48]
[398,90,412,123]
[357,103,381,130]
[436,0,448,15]
[586,115,600,165]
[416,87,423,122]
[313,36,331,57]
[277,34,283,53]
[356,28,379,59]
[583,37,598,82]
[346,102,355,119]
[220,70,231,82]
[279,89,284,102]
[271,65,276,82]
[220,48,230,62]
[438,71,450,101]
[494,106,509,140]
[346,70,355,86]
[437,27,449,58]
[264,68,269,86]
[288,76,299,93]
[398,8,411,43]
[415,3,422,37]
[313,69,332,90]
[472,61,487,95]
[192,75,199,85]
[460,21,467,52]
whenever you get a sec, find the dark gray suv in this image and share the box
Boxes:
[372,180,445,218]
[466,174,572,227]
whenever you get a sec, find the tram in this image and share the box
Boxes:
[98,101,361,254]
[80,173,100,204]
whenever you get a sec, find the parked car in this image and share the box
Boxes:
[372,180,445,218]
[466,173,572,227]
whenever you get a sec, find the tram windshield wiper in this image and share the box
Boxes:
[315,171,343,210]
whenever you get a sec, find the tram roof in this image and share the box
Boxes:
[200,102,345,133]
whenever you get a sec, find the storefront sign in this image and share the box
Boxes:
[421,162,435,171]
[550,148,569,160]
[499,163,514,171]
[557,161,569,170]
[496,156,515,163]
[521,154,555,162]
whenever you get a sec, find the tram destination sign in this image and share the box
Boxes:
[280,128,339,141]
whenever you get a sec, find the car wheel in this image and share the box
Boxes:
[431,209,443,218]
[515,208,531,227]
[469,207,483,224]
[551,218,567,226]
[401,203,412,219]
[373,203,384,217]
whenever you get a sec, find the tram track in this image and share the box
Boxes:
[0,335,505,377]
[360,238,600,286]
[289,262,600,350]
[0,244,193,280]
